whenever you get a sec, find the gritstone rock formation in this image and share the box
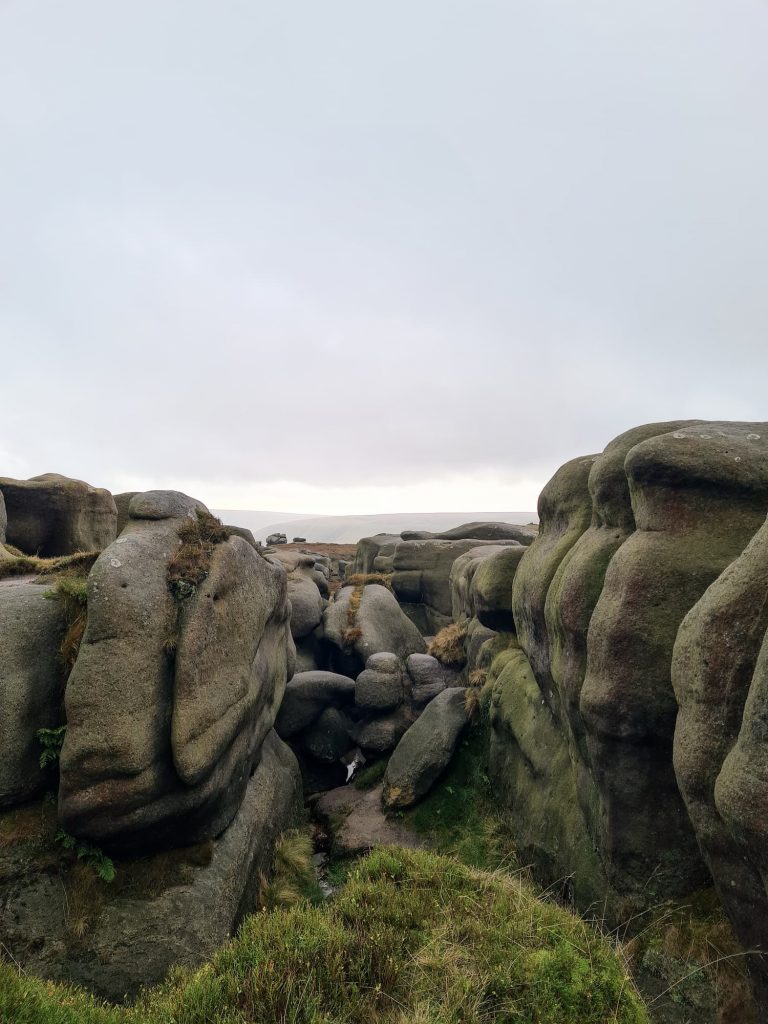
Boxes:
[0,474,117,556]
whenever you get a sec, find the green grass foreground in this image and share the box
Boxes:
[0,846,647,1024]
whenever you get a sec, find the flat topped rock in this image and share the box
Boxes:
[314,784,424,857]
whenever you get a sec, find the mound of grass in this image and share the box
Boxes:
[0,847,648,1024]
[167,510,230,600]
[428,621,468,666]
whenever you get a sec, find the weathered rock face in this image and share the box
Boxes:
[113,491,138,536]
[275,671,356,739]
[382,687,468,809]
[59,490,293,852]
[322,583,426,677]
[582,423,768,897]
[405,653,460,707]
[351,533,400,575]
[402,521,536,545]
[489,421,768,928]
[0,474,117,556]
[355,653,406,712]
[450,543,525,631]
[392,538,511,634]
[673,512,768,1007]
[0,731,302,1002]
[0,579,67,807]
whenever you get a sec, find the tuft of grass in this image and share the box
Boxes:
[464,686,481,718]
[45,575,89,678]
[623,888,759,1022]
[340,581,366,647]
[167,510,230,600]
[0,847,649,1024]
[353,758,388,790]
[428,621,468,667]
[258,830,320,909]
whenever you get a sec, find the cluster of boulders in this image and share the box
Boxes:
[275,651,466,796]
[0,474,302,997]
[351,522,535,633]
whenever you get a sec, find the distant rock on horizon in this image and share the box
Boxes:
[214,510,539,545]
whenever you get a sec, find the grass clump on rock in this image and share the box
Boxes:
[0,549,99,583]
[428,621,468,667]
[167,510,230,600]
[0,846,648,1024]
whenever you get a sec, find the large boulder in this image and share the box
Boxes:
[405,653,460,707]
[274,671,356,738]
[450,543,525,630]
[113,491,138,536]
[323,583,426,677]
[355,653,405,712]
[59,490,293,852]
[285,560,325,641]
[1,730,303,1002]
[0,579,67,808]
[673,512,768,1008]
[0,474,117,556]
[392,538,513,634]
[351,533,400,575]
[382,688,468,809]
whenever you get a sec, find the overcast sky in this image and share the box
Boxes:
[1,1,766,515]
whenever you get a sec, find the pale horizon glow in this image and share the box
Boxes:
[95,469,545,519]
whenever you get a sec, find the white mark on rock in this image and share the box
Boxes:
[110,558,122,568]
[747,433,761,440]
[735,457,742,462]
[699,433,712,439]
[673,433,686,439]
[116,537,127,544]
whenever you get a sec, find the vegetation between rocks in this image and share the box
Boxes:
[166,509,230,600]
[0,549,99,583]
[428,621,468,666]
[0,846,647,1024]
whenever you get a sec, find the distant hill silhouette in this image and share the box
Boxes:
[214,510,538,545]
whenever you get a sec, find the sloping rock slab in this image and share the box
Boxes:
[314,784,424,857]
[2,731,302,1002]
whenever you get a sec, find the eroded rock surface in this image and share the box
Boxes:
[59,490,293,852]
[0,474,117,556]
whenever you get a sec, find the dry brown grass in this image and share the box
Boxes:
[428,622,468,667]
[621,888,759,1023]
[0,549,99,582]
[344,572,394,590]
[167,510,230,597]
[341,581,367,647]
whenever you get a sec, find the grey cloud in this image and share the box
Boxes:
[1,0,766,493]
